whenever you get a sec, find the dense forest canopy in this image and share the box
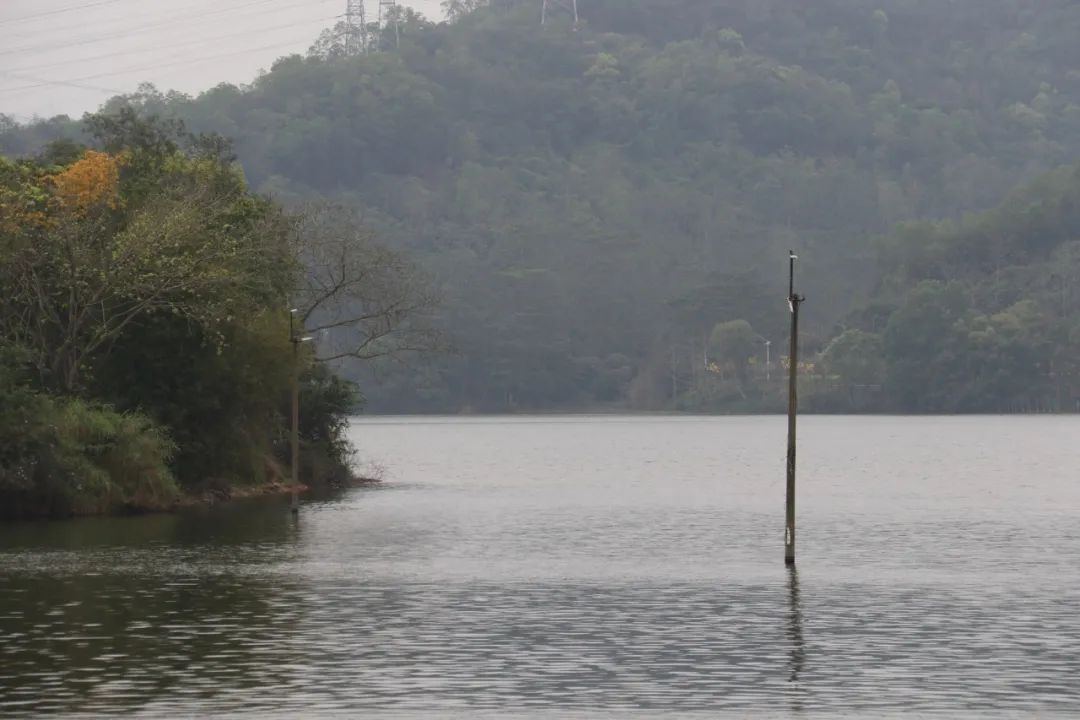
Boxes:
[5,0,1080,413]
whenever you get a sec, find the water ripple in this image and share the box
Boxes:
[1,416,1079,716]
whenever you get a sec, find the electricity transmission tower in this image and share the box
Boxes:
[378,0,400,50]
[344,0,368,55]
[344,0,400,54]
[541,0,578,28]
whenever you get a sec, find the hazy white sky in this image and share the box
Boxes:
[0,0,445,120]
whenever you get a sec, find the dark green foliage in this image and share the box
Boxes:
[0,350,54,508]
[710,320,758,384]
[91,312,292,493]
[287,363,362,487]
[1,115,362,517]
[0,350,178,518]
[837,167,1080,413]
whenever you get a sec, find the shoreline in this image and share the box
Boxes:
[178,475,382,510]
[171,474,383,513]
[3,476,382,523]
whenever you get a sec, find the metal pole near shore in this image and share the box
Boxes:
[786,252,804,566]
[290,310,301,515]
[289,310,313,515]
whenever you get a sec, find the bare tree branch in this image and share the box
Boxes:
[290,203,445,369]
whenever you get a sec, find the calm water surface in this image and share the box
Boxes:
[2,415,1080,717]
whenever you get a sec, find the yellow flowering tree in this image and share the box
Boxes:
[0,146,291,392]
[47,150,123,213]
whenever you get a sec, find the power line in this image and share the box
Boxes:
[4,13,340,74]
[0,70,125,95]
[0,34,332,94]
[22,0,241,38]
[0,0,129,27]
[0,0,337,58]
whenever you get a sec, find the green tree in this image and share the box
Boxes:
[0,111,436,515]
[820,330,885,408]
[882,281,970,411]
[710,319,758,384]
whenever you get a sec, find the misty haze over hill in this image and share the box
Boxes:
[5,0,1080,413]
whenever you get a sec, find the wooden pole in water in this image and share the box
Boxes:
[786,251,804,566]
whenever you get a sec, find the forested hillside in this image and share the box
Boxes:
[5,0,1080,412]
[824,166,1080,413]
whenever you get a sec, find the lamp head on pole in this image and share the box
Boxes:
[788,251,804,311]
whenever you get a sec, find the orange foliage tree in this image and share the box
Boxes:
[47,150,122,213]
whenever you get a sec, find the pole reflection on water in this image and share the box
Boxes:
[786,565,807,714]
[787,566,805,685]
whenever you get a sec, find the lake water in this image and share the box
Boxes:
[2,415,1080,717]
